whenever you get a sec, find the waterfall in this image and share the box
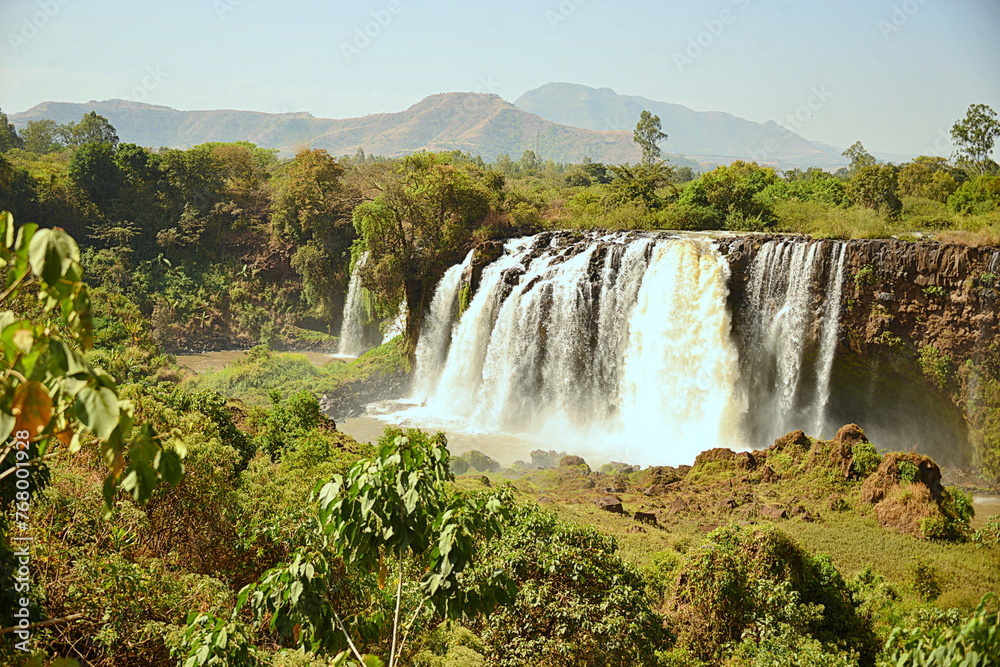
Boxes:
[617,241,746,455]
[337,252,370,357]
[742,239,846,440]
[413,250,475,398]
[408,232,747,465]
[811,242,847,435]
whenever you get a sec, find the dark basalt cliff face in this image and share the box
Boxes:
[718,235,1000,473]
[718,236,999,362]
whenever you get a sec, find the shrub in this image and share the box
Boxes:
[948,175,1000,214]
[474,506,667,666]
[851,442,882,478]
[918,345,952,389]
[923,285,947,299]
[972,516,1000,548]
[881,594,1000,667]
[907,558,941,603]
[854,264,877,290]
[897,460,920,484]
[666,524,877,665]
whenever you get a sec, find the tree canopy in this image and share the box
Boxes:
[634,110,668,165]
[951,103,1000,175]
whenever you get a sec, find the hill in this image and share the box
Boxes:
[10,94,697,168]
[514,82,850,169]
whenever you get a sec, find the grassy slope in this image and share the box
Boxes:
[459,437,1000,614]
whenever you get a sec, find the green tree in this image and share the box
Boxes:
[951,103,1000,175]
[0,109,22,153]
[181,427,513,667]
[517,150,542,175]
[634,110,668,165]
[351,152,493,348]
[60,111,119,148]
[948,175,1000,214]
[898,157,959,202]
[68,142,125,212]
[842,141,877,174]
[679,160,778,226]
[848,164,902,216]
[274,149,352,323]
[0,211,186,619]
[19,119,65,154]
[605,161,674,209]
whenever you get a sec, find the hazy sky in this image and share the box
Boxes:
[1,0,998,156]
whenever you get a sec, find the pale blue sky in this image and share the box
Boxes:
[1,0,998,156]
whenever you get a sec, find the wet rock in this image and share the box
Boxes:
[530,449,567,470]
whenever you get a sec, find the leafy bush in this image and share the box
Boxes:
[948,175,1000,214]
[854,264,877,289]
[918,345,953,389]
[412,622,487,667]
[897,460,920,484]
[851,442,882,478]
[880,595,1000,667]
[473,506,668,666]
[666,524,877,665]
[923,285,947,299]
[907,558,941,603]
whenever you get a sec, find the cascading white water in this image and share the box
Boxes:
[404,233,747,465]
[743,239,847,440]
[617,241,746,454]
[413,250,475,398]
[337,252,370,357]
[811,242,847,435]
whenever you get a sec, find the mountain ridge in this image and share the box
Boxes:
[10,86,902,169]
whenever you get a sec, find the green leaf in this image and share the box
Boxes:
[0,210,13,248]
[74,385,120,440]
[28,227,80,288]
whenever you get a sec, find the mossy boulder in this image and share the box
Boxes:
[459,450,501,474]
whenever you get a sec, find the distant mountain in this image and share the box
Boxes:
[514,83,850,169]
[10,94,703,169]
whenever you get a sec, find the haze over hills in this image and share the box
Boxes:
[10,94,672,166]
[513,82,851,168]
[10,85,911,169]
